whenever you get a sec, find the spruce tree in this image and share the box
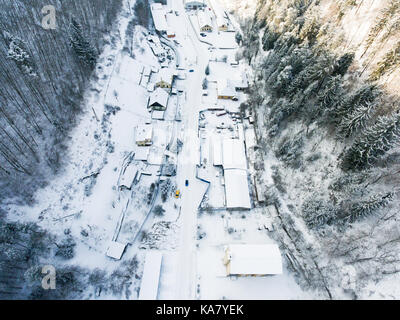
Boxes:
[205,64,210,75]
[343,192,393,223]
[343,113,400,170]
[337,102,376,138]
[335,84,379,121]
[318,75,342,109]
[332,52,354,77]
[69,17,97,68]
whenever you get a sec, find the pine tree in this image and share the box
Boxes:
[332,52,354,77]
[69,17,97,68]
[205,64,210,75]
[334,84,379,122]
[343,192,393,223]
[318,75,342,109]
[4,32,36,76]
[302,197,337,229]
[235,32,242,45]
[202,78,208,90]
[343,113,400,170]
[337,101,376,138]
[262,26,279,51]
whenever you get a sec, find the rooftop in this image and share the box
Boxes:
[217,79,236,97]
[226,244,283,275]
[222,138,247,170]
[138,252,163,300]
[150,3,168,32]
[136,124,153,142]
[149,87,169,108]
[106,241,126,260]
[224,169,251,209]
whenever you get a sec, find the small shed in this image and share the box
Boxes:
[119,163,139,189]
[106,241,127,260]
[167,29,175,38]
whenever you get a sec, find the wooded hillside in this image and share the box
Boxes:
[0,0,123,204]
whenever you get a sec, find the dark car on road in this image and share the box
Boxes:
[185,180,189,186]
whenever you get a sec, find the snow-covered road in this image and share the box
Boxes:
[172,0,209,300]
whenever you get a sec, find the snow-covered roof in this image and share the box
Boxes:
[213,138,223,166]
[198,10,212,29]
[156,68,175,85]
[228,55,239,65]
[244,127,256,149]
[139,252,163,300]
[222,138,247,170]
[136,124,153,142]
[230,72,249,89]
[216,12,228,27]
[119,163,138,188]
[148,41,164,56]
[134,147,150,161]
[106,241,126,260]
[226,244,282,275]
[151,3,168,32]
[152,110,165,120]
[217,79,236,97]
[149,87,169,108]
[224,169,251,209]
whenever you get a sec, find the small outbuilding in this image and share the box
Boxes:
[167,29,175,38]
[106,241,127,260]
[119,163,139,189]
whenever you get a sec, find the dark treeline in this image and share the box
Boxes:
[0,0,123,204]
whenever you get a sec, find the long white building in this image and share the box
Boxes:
[150,3,168,33]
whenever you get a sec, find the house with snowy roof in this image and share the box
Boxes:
[223,244,283,276]
[148,87,169,111]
